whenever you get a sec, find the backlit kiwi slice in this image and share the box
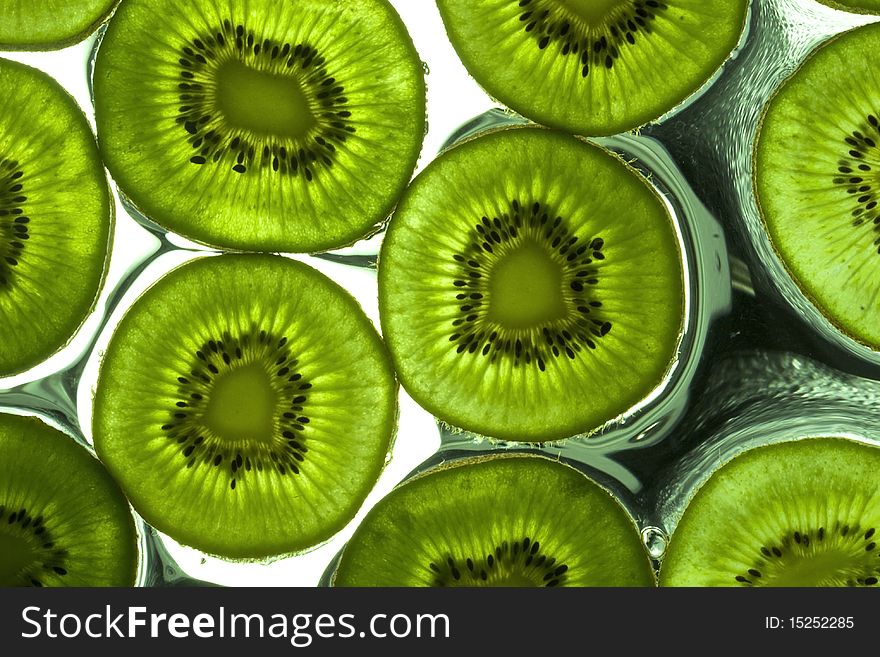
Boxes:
[0,58,112,376]
[93,254,397,559]
[0,413,138,587]
[754,24,880,350]
[435,0,749,136]
[94,0,425,252]
[0,0,118,50]
[660,438,880,587]
[379,127,684,442]
[333,454,654,587]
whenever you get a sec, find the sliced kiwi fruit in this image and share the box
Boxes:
[0,413,138,587]
[93,254,397,559]
[378,126,684,442]
[754,23,880,350]
[660,438,880,587]
[93,0,425,252]
[435,0,749,136]
[0,57,112,377]
[333,454,654,587]
[0,0,118,50]
[816,0,880,14]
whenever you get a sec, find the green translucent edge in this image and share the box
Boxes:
[0,0,118,51]
[93,255,398,559]
[0,414,138,586]
[0,58,113,376]
[659,437,880,587]
[333,453,655,587]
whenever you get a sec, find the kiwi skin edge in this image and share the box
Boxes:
[0,1,120,52]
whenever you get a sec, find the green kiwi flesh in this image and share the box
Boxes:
[93,254,397,559]
[0,57,112,376]
[0,413,138,587]
[379,127,684,442]
[435,0,748,136]
[816,0,880,14]
[0,0,118,50]
[755,24,880,350]
[94,0,425,252]
[660,438,880,587]
[333,454,654,586]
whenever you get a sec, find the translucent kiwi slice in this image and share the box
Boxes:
[0,0,118,50]
[94,0,425,252]
[0,58,112,376]
[379,127,684,442]
[0,413,138,587]
[93,254,397,559]
[661,438,880,587]
[754,24,880,350]
[435,0,748,136]
[333,454,654,587]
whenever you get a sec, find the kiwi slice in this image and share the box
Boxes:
[0,413,138,587]
[93,254,397,559]
[0,0,118,50]
[754,24,880,350]
[379,127,684,442]
[660,438,880,587]
[0,58,112,376]
[93,0,425,252]
[435,0,748,136]
[333,454,654,587]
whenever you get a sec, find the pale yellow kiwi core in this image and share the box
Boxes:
[561,0,622,23]
[0,532,37,581]
[487,239,567,329]
[214,59,317,138]
[204,362,278,443]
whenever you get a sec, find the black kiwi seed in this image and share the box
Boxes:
[515,0,667,78]
[160,328,312,489]
[448,198,610,370]
[175,21,353,181]
[0,505,70,583]
[0,158,28,287]
[429,537,570,588]
[833,117,880,251]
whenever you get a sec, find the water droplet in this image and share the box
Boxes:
[421,60,430,75]
[642,526,668,559]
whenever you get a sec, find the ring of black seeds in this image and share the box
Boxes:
[427,536,569,587]
[449,198,611,371]
[833,113,880,252]
[516,0,667,77]
[0,505,69,587]
[0,158,28,288]
[160,328,313,491]
[733,523,879,587]
[177,20,354,181]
